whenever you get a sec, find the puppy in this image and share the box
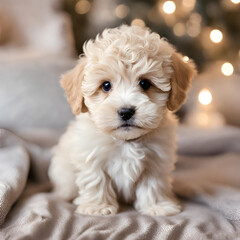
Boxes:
[48,25,195,216]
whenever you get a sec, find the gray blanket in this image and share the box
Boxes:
[0,126,240,240]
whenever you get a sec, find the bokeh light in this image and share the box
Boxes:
[189,13,202,23]
[115,4,129,19]
[187,22,201,37]
[131,19,145,28]
[231,0,240,4]
[221,62,234,76]
[182,0,196,11]
[186,13,202,37]
[210,29,223,43]
[173,23,185,36]
[183,56,189,62]
[163,1,176,14]
[75,0,91,15]
[198,89,212,105]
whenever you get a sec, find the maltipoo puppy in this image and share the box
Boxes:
[48,25,195,216]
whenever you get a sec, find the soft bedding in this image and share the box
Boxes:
[0,126,240,240]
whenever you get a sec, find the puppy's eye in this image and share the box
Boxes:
[139,79,151,91]
[101,81,112,92]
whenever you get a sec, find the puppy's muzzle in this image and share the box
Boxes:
[118,107,135,121]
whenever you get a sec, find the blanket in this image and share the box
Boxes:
[0,126,240,240]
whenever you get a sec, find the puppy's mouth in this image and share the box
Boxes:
[117,123,142,130]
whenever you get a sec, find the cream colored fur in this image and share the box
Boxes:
[48,25,196,216]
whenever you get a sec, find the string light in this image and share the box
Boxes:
[187,22,201,37]
[173,23,185,36]
[75,0,91,14]
[189,13,202,23]
[183,56,189,62]
[231,0,240,4]
[115,4,129,19]
[164,16,177,27]
[196,112,210,127]
[210,29,223,43]
[198,89,212,105]
[186,13,202,37]
[131,19,145,28]
[221,62,234,76]
[162,1,176,14]
[182,0,196,11]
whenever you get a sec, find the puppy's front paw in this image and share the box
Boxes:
[75,203,119,216]
[53,186,77,201]
[140,201,181,216]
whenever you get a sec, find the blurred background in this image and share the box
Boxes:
[0,0,239,132]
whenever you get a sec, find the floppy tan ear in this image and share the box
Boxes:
[167,53,196,111]
[61,58,87,115]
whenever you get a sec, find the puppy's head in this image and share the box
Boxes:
[61,25,196,140]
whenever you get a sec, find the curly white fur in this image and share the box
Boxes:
[48,25,195,216]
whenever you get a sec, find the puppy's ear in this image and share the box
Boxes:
[167,53,196,111]
[61,57,87,115]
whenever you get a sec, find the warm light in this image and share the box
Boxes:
[210,29,223,43]
[187,24,201,37]
[221,62,234,76]
[131,19,145,28]
[75,0,91,14]
[182,0,196,10]
[163,1,176,14]
[198,89,212,105]
[173,23,185,36]
[231,0,240,4]
[189,13,202,23]
[115,4,129,19]
[194,112,225,128]
[183,56,189,62]
[196,112,210,127]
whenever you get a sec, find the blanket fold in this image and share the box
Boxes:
[0,126,240,239]
[0,145,29,225]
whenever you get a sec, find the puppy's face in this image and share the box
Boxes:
[61,25,196,140]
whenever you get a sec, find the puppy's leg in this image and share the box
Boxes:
[74,170,119,216]
[48,155,78,201]
[134,171,181,216]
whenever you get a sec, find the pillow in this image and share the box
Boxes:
[0,0,75,60]
[0,58,75,130]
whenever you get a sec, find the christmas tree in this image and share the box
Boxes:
[64,0,240,73]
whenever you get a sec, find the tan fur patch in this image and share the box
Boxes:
[61,58,87,115]
[167,53,196,111]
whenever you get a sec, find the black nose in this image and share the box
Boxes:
[118,107,135,121]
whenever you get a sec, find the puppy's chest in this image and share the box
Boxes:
[106,142,146,202]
